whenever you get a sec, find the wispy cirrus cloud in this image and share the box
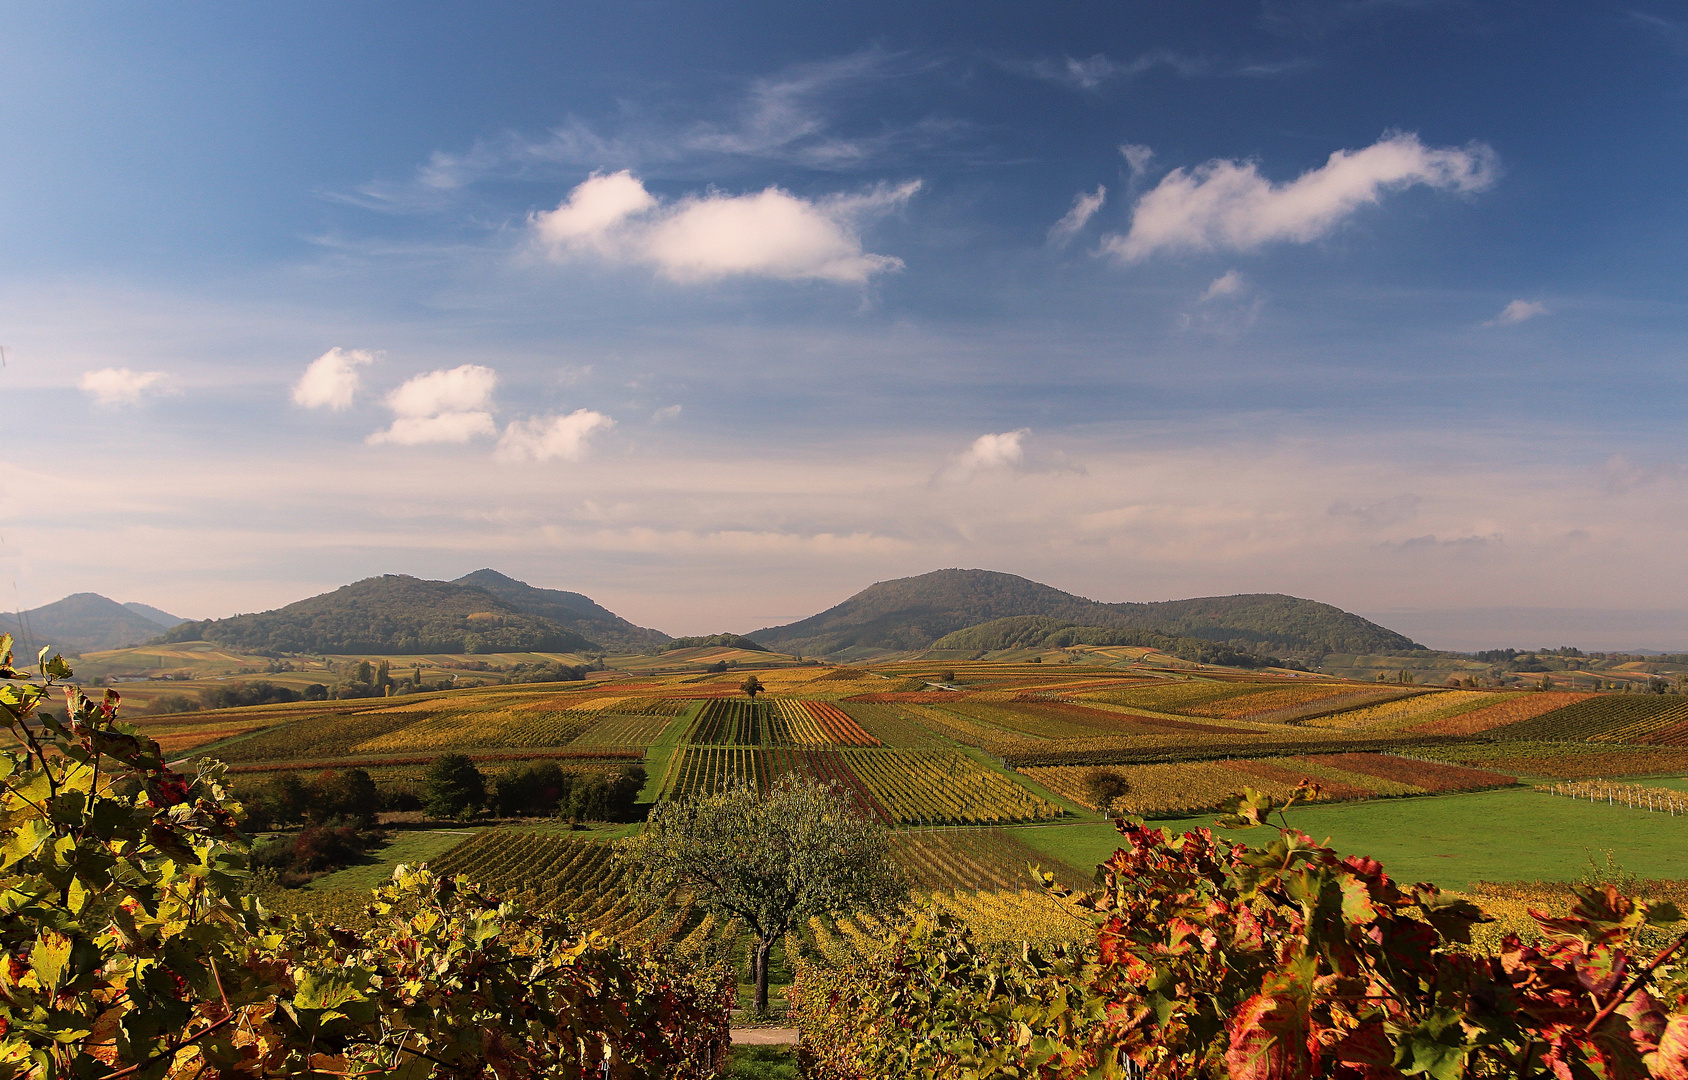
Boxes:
[1047,186,1106,246]
[1103,132,1497,261]
[1024,51,1307,91]
[530,170,918,284]
[1484,299,1548,327]
[78,367,171,406]
[342,49,956,213]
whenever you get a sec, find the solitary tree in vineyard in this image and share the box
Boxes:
[740,674,764,699]
[619,775,906,1015]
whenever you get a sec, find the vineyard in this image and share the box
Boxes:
[1541,779,1688,814]
[766,698,880,746]
[658,745,1061,825]
[1412,740,1688,778]
[1018,752,1514,816]
[683,699,767,745]
[1407,691,1594,736]
[151,657,1688,948]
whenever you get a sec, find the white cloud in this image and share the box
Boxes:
[1048,186,1106,246]
[1485,299,1548,327]
[1200,270,1245,301]
[496,409,615,463]
[532,170,917,284]
[343,50,949,211]
[78,367,169,406]
[1103,133,1498,261]
[651,404,683,422]
[370,413,498,446]
[292,347,375,410]
[961,430,1028,469]
[1120,143,1155,178]
[368,364,499,446]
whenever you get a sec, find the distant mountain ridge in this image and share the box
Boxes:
[0,593,188,656]
[123,602,187,628]
[160,571,666,656]
[749,569,1421,659]
[930,616,1285,667]
[450,570,669,652]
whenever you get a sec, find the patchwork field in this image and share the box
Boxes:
[125,656,1688,972]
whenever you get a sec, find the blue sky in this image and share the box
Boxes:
[4,1,1688,649]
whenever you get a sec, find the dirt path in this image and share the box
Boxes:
[730,1028,798,1045]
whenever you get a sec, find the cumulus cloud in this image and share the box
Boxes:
[532,170,918,284]
[1485,299,1548,327]
[79,368,170,406]
[959,429,1028,469]
[651,404,683,422]
[496,409,615,463]
[292,347,375,410]
[1102,133,1498,261]
[1048,186,1106,246]
[367,364,499,446]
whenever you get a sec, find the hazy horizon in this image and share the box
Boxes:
[4,4,1686,643]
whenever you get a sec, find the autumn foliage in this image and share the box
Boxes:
[0,637,730,1080]
[792,784,1688,1080]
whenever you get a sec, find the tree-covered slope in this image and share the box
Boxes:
[450,569,670,651]
[748,569,1420,658]
[162,574,601,655]
[929,616,1282,667]
[0,593,178,656]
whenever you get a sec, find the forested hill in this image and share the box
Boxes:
[748,569,1421,659]
[930,616,1283,667]
[161,575,602,655]
[0,593,187,656]
[450,569,669,652]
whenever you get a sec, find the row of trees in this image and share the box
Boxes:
[423,754,646,821]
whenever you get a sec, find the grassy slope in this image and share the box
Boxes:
[637,710,696,803]
[303,830,477,891]
[1007,785,1688,889]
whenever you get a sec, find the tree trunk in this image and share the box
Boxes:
[753,934,774,1016]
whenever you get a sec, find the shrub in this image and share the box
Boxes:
[0,635,732,1079]
[791,785,1688,1080]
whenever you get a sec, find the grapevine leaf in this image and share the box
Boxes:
[1216,788,1278,830]
[1225,961,1316,1080]
[29,932,74,994]
[1391,1009,1473,1080]
[1650,1016,1688,1080]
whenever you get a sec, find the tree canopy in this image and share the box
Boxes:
[619,776,906,1015]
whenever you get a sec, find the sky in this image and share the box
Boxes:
[3,1,1688,650]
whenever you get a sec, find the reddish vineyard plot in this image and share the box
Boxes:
[765,699,881,747]
[845,691,975,704]
[764,747,890,821]
[1223,759,1374,801]
[1005,699,1252,736]
[1496,695,1688,741]
[1304,753,1516,793]
[1408,692,1592,736]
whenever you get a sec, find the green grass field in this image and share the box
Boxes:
[1008,785,1688,889]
